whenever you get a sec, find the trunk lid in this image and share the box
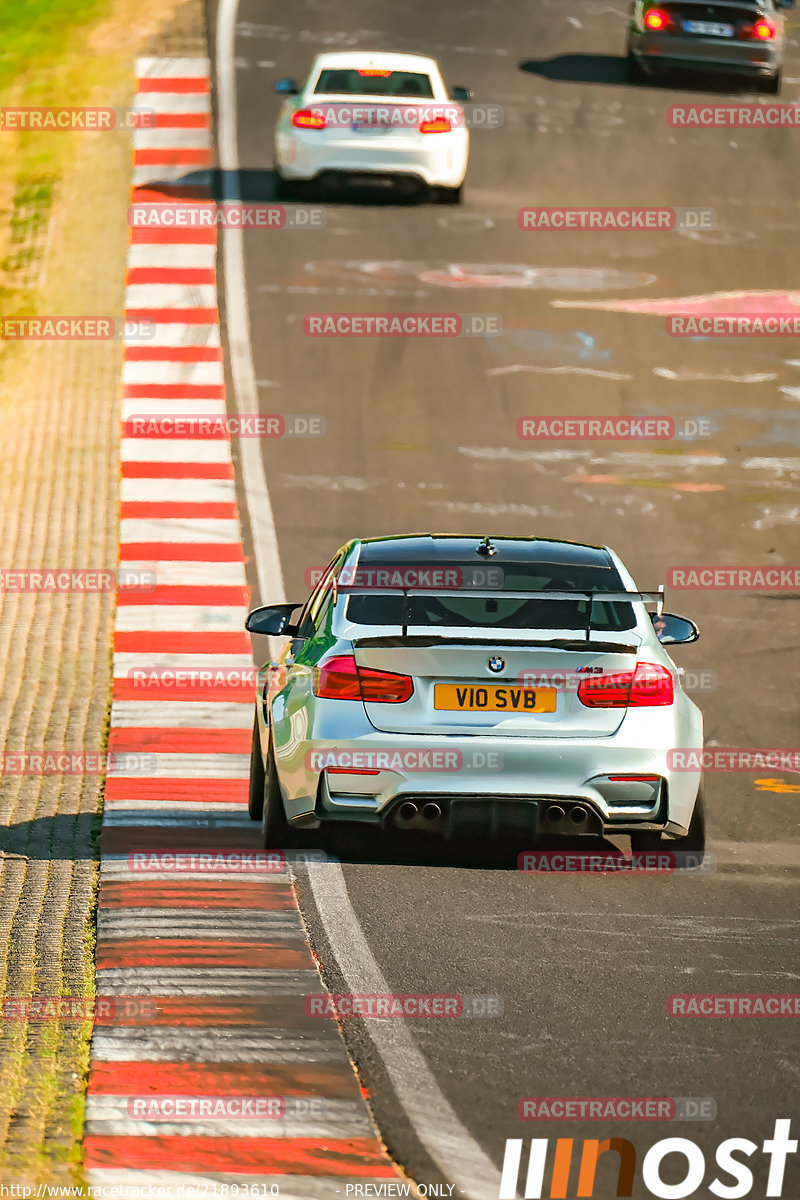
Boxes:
[354,640,639,738]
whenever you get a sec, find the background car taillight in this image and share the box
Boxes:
[644,8,670,30]
[291,109,326,130]
[578,663,674,708]
[420,117,452,134]
[750,18,775,38]
[312,654,414,703]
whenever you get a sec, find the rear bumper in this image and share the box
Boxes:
[278,731,702,837]
[630,32,781,74]
[274,129,469,187]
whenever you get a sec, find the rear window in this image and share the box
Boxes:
[655,2,772,16]
[313,69,435,98]
[343,564,636,633]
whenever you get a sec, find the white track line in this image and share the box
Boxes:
[121,477,236,501]
[114,608,247,633]
[134,92,211,114]
[215,3,504,1196]
[129,244,217,269]
[133,325,221,347]
[123,361,224,385]
[122,399,228,419]
[111,700,253,726]
[119,561,246,586]
[120,439,231,463]
[137,58,211,78]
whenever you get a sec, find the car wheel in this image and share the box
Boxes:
[625,51,644,85]
[273,170,308,201]
[436,185,463,205]
[247,711,265,821]
[261,735,293,850]
[760,70,781,95]
[630,787,706,860]
[274,173,293,201]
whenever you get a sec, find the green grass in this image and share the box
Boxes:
[0,0,108,96]
[0,0,129,331]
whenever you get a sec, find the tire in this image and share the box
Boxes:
[630,787,706,862]
[274,173,293,201]
[247,712,265,821]
[760,70,781,95]
[625,52,644,85]
[434,184,463,205]
[273,171,309,201]
[261,735,294,850]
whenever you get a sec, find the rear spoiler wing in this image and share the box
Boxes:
[338,584,665,642]
[353,636,639,653]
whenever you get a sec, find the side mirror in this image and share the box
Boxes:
[275,78,300,95]
[245,603,302,636]
[451,86,474,102]
[651,612,699,646]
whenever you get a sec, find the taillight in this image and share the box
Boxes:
[312,655,414,703]
[578,663,674,709]
[644,8,670,30]
[420,117,452,134]
[291,108,326,130]
[751,18,775,38]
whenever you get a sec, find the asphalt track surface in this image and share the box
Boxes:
[209,1,800,1195]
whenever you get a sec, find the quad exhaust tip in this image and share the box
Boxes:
[398,801,418,821]
[569,806,589,826]
[546,804,566,823]
[421,802,442,821]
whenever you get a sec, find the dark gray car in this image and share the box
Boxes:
[626,0,793,92]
